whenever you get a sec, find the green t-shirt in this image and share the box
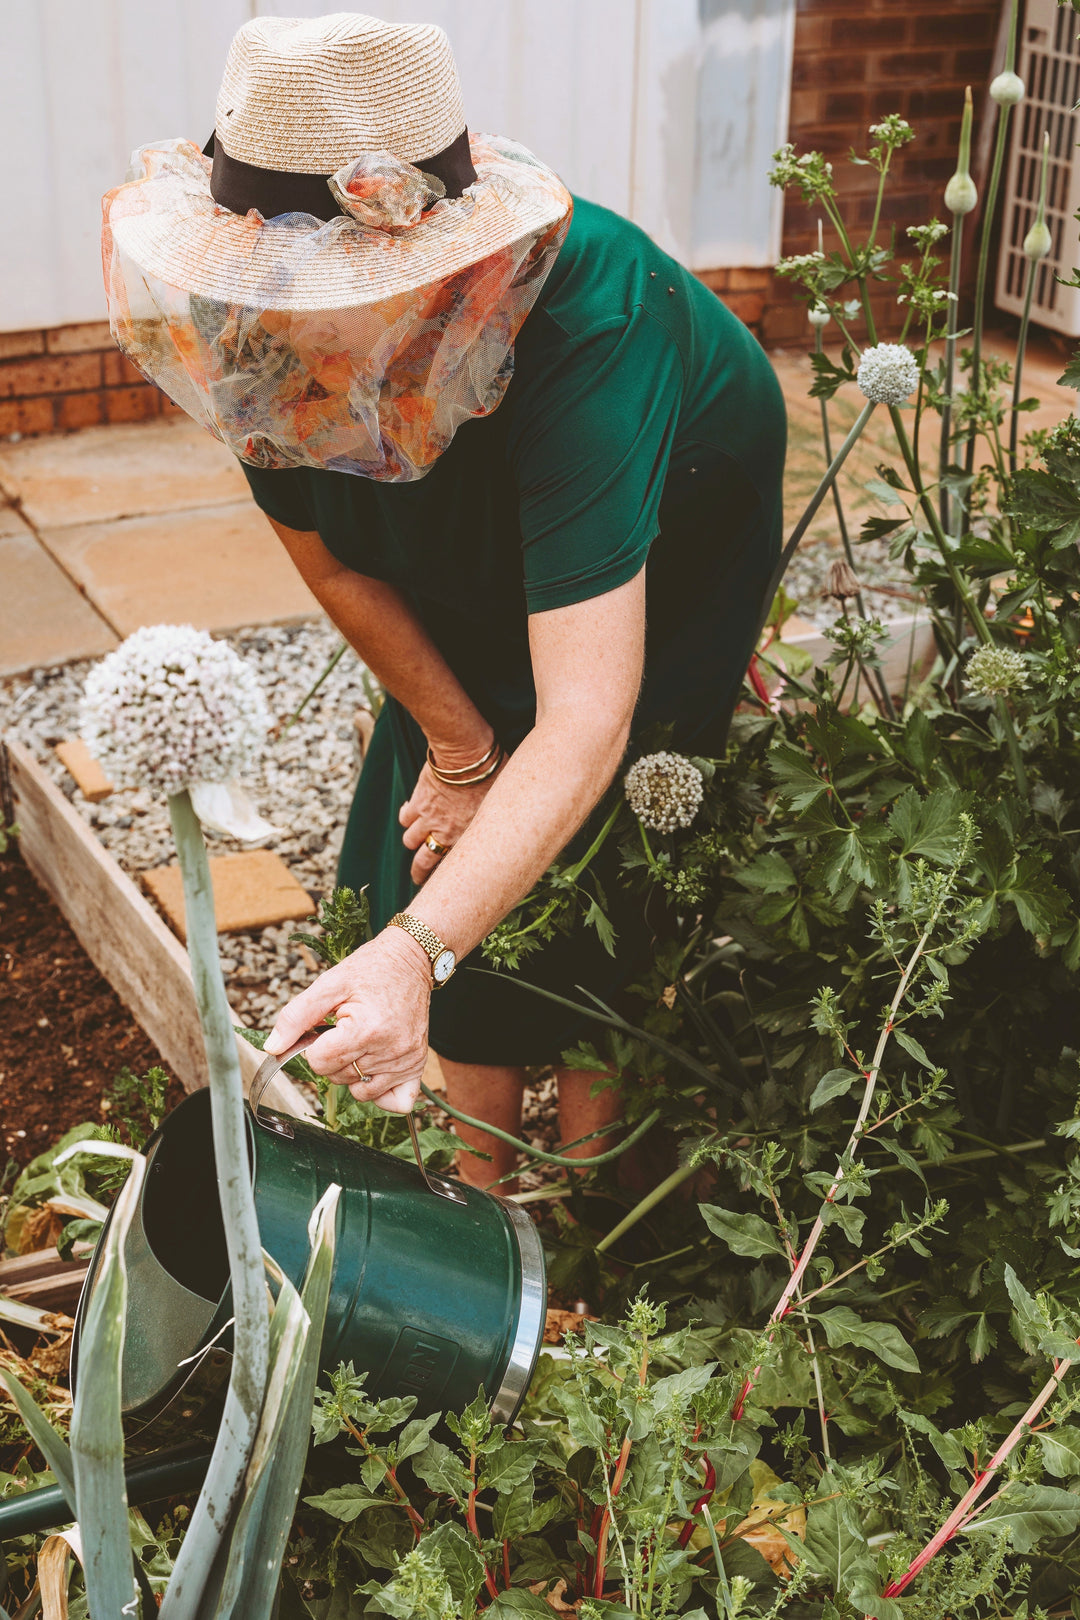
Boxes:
[241,195,785,751]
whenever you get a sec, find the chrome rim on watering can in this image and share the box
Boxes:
[73,1030,546,1426]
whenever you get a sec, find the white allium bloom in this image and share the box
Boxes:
[624,751,704,833]
[80,624,269,799]
[966,643,1029,697]
[856,343,920,406]
[808,303,831,329]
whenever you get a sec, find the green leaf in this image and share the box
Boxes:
[736,852,797,893]
[892,1029,934,1070]
[1057,349,1080,389]
[816,1307,920,1372]
[487,1592,564,1618]
[218,1186,341,1619]
[1038,1425,1080,1478]
[792,1494,878,1594]
[303,1484,386,1523]
[900,1410,967,1472]
[699,1205,785,1259]
[1004,853,1071,935]
[809,1068,860,1112]
[424,1519,488,1607]
[481,1438,545,1495]
[70,1153,146,1620]
[0,1370,76,1516]
[493,1478,536,1541]
[396,1413,440,1464]
[962,1482,1080,1552]
[412,1438,471,1502]
[770,744,828,812]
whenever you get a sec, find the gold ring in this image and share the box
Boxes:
[425,835,450,856]
[351,1059,370,1083]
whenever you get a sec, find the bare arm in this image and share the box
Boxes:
[268,518,494,761]
[265,534,647,1109]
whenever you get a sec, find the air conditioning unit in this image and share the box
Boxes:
[996,0,1080,335]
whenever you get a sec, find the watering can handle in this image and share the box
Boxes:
[248,1028,468,1204]
[248,1025,333,1136]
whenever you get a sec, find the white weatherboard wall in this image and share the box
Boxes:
[1,0,795,334]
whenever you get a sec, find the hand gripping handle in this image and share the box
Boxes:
[248,1026,466,1202]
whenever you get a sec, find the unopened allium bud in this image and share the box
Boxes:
[826,559,862,599]
[624,751,704,833]
[990,70,1025,106]
[945,86,978,216]
[1024,132,1053,261]
[808,303,831,329]
[856,342,920,405]
[80,624,269,798]
[966,643,1029,696]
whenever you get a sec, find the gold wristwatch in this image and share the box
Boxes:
[387,912,457,986]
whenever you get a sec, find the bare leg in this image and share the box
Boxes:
[555,1069,624,1169]
[439,1056,526,1191]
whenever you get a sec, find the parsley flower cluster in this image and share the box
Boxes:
[856,343,920,406]
[624,751,704,833]
[80,624,269,798]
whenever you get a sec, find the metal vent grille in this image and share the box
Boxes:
[996,0,1080,335]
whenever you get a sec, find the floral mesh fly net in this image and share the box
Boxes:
[102,135,572,482]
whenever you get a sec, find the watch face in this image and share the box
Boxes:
[433,948,457,985]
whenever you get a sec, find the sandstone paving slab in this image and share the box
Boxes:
[143,849,317,939]
[38,502,318,636]
[55,738,114,802]
[0,417,248,529]
[0,530,117,675]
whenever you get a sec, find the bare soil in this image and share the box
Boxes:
[0,842,182,1169]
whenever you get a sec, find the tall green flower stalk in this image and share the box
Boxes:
[811,304,897,718]
[161,789,270,1620]
[80,625,277,1618]
[964,0,1024,477]
[1010,130,1052,472]
[941,86,977,536]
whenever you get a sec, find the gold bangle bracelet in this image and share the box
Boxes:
[426,739,498,779]
[429,746,504,786]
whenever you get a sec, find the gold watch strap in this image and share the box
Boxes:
[387,911,449,968]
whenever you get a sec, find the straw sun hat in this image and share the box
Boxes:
[101,12,573,481]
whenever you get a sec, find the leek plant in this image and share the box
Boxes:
[1,627,341,1618]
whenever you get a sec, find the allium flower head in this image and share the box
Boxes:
[856,343,920,405]
[624,751,704,833]
[990,70,1025,106]
[80,624,269,798]
[966,643,1029,697]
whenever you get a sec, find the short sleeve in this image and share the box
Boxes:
[509,307,683,614]
[240,464,317,532]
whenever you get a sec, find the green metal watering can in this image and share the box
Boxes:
[72,1030,546,1427]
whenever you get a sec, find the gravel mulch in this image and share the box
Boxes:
[2,623,365,1033]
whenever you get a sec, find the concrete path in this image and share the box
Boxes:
[0,417,317,675]
[1,330,1075,677]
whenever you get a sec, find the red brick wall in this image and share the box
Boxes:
[702,0,1002,346]
[0,0,1005,437]
[0,323,174,438]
